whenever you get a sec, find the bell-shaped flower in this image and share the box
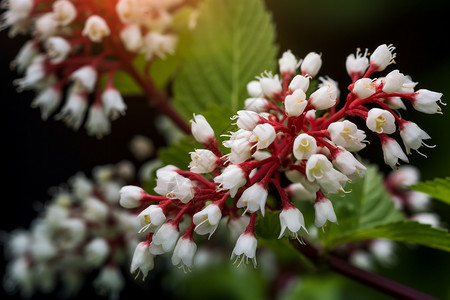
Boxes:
[278,206,308,240]
[225,138,252,164]
[369,44,396,72]
[234,110,261,131]
[152,222,179,253]
[346,48,369,79]
[244,97,269,113]
[380,136,409,169]
[82,197,109,223]
[258,72,282,98]
[306,154,349,194]
[85,104,111,139]
[45,36,71,64]
[82,15,110,42]
[154,172,194,204]
[328,120,366,152]
[34,13,59,39]
[120,24,143,52]
[314,193,338,229]
[399,121,431,154]
[366,108,396,134]
[236,183,268,216]
[55,89,88,130]
[172,236,197,271]
[353,78,376,99]
[193,203,222,238]
[190,114,215,144]
[250,123,276,150]
[289,74,310,92]
[285,89,307,117]
[119,185,145,208]
[31,85,62,120]
[101,87,127,120]
[309,84,337,110]
[53,0,77,26]
[332,148,366,180]
[300,52,322,77]
[84,238,110,267]
[214,165,247,197]
[189,149,218,174]
[130,241,154,280]
[246,80,263,97]
[231,232,258,268]
[382,70,417,94]
[293,133,317,160]
[141,32,177,60]
[279,50,298,76]
[137,205,166,233]
[412,89,445,114]
[69,65,97,92]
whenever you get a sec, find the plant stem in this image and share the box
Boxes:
[290,240,438,300]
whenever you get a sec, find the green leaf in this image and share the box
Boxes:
[346,221,450,253]
[172,0,278,119]
[319,166,404,249]
[411,177,450,205]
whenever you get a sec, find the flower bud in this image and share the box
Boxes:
[190,114,215,144]
[259,73,282,98]
[278,50,298,75]
[119,185,145,208]
[300,52,322,77]
[246,80,263,97]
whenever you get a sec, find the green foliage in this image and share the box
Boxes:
[411,177,450,205]
[172,0,278,119]
[319,166,404,249]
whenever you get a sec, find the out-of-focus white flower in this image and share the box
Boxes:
[82,15,110,42]
[141,32,177,60]
[101,87,127,120]
[85,104,111,139]
[52,0,77,26]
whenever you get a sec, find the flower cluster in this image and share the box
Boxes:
[119,45,444,276]
[2,161,141,299]
[2,0,188,137]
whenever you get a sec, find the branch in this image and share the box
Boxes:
[290,240,438,300]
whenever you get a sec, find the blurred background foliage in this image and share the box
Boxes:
[1,0,450,299]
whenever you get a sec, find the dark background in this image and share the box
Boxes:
[2,0,450,299]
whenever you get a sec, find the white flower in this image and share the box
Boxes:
[188,149,217,174]
[258,72,282,98]
[226,138,253,164]
[236,183,268,216]
[366,108,396,134]
[130,242,154,280]
[153,222,180,252]
[332,148,366,179]
[293,133,317,160]
[45,36,71,64]
[346,48,369,79]
[278,207,308,240]
[52,0,77,26]
[69,65,97,92]
[279,50,298,75]
[55,90,88,130]
[246,80,263,97]
[155,173,194,203]
[399,121,431,154]
[193,203,222,238]
[101,87,127,120]
[214,165,246,197]
[309,84,337,110]
[306,154,349,194]
[85,238,110,267]
[34,13,59,39]
[119,185,145,208]
[300,52,322,77]
[82,197,109,223]
[327,120,366,152]
[93,265,124,299]
[353,78,376,99]
[11,40,39,73]
[227,215,250,242]
[141,32,177,60]
[411,213,441,228]
[137,205,166,233]
[244,97,269,113]
[314,195,337,228]
[382,70,416,94]
[85,104,111,138]
[69,172,94,199]
[31,85,62,120]
[231,232,258,267]
[234,110,261,131]
[289,74,310,92]
[13,55,46,90]
[119,24,142,52]
[369,239,396,265]
[285,89,307,117]
[286,182,317,202]
[381,136,409,169]
[57,218,86,250]
[30,238,57,261]
[82,15,110,42]
[6,257,34,298]
[1,0,33,37]
[190,114,215,144]
[412,89,445,114]
[172,237,197,270]
[370,44,396,72]
[250,123,276,150]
